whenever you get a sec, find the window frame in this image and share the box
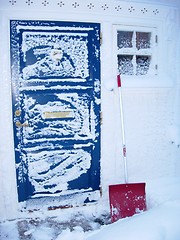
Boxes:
[113,25,158,79]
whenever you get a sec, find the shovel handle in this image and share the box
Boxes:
[123,145,126,158]
[117,74,121,87]
[117,74,128,183]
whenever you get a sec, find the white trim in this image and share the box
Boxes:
[0,0,176,20]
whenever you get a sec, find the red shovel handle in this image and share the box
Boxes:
[117,74,121,87]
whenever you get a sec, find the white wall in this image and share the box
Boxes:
[0,0,179,220]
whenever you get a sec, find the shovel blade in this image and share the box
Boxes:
[109,183,146,223]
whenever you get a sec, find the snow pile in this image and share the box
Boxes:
[87,200,180,240]
[56,227,85,240]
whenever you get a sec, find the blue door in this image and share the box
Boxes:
[10,20,101,202]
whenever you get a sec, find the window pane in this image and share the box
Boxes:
[136,32,151,50]
[117,31,133,49]
[118,55,133,75]
[136,56,151,75]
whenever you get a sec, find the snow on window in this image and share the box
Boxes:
[117,55,133,75]
[136,55,151,75]
[136,32,151,50]
[117,31,133,49]
[116,27,156,76]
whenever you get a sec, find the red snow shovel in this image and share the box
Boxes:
[109,75,146,223]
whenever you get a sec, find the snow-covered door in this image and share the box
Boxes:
[10,20,101,202]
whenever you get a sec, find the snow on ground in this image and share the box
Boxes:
[87,200,180,240]
[1,176,180,240]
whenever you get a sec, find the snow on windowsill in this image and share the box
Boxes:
[120,75,175,88]
[103,75,174,91]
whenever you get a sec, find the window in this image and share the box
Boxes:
[116,26,157,76]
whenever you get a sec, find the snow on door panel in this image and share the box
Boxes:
[21,32,89,79]
[10,20,101,202]
[27,148,92,195]
[21,92,93,142]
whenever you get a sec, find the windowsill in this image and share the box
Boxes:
[119,75,175,88]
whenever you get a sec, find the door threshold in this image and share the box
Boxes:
[20,190,100,213]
